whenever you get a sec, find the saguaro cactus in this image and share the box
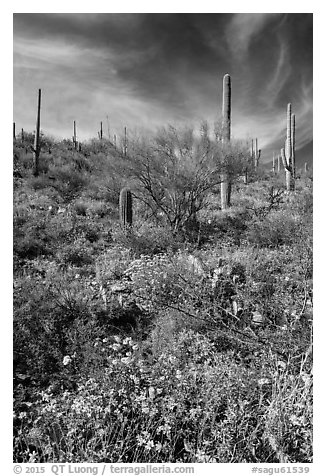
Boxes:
[32,89,42,177]
[123,126,128,156]
[220,73,231,210]
[272,153,275,174]
[291,113,296,179]
[100,121,103,140]
[106,115,110,140]
[13,122,16,140]
[254,139,261,169]
[73,120,77,149]
[281,103,295,191]
[119,188,133,229]
[277,154,281,173]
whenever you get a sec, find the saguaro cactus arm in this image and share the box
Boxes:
[281,148,291,171]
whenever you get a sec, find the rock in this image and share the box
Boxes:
[177,253,208,277]
[187,254,207,276]
[251,311,265,325]
[110,282,130,294]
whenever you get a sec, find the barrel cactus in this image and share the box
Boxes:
[119,188,133,229]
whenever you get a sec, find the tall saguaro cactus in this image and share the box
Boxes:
[281,103,295,191]
[220,73,231,210]
[32,89,42,177]
[119,188,133,229]
[13,122,16,140]
[73,120,77,149]
[272,153,275,174]
[123,126,128,156]
[254,138,261,169]
[106,115,110,140]
[291,112,296,179]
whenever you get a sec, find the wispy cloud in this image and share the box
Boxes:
[13,13,312,159]
[225,13,280,59]
[264,40,291,105]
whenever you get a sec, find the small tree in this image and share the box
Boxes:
[122,124,250,232]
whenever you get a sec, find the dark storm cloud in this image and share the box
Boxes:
[14,13,228,104]
[13,13,312,159]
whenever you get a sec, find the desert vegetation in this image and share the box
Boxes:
[13,79,312,464]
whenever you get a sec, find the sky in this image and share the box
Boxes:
[13,13,313,162]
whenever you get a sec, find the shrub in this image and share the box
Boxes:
[47,165,88,201]
[246,210,300,248]
[14,213,52,261]
[111,223,184,256]
[57,237,95,267]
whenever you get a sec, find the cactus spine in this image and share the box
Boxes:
[282,103,295,191]
[32,89,42,177]
[220,73,231,210]
[119,188,133,229]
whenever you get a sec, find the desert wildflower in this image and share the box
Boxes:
[121,356,133,364]
[111,343,121,351]
[148,386,155,399]
[155,442,163,451]
[145,440,155,450]
[63,355,72,366]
